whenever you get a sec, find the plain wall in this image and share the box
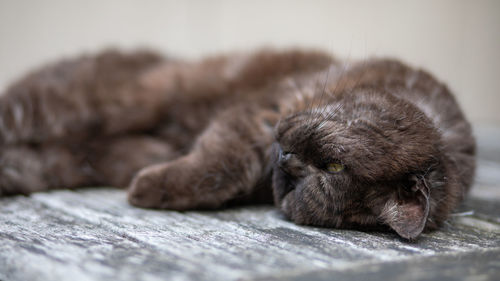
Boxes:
[0,0,499,125]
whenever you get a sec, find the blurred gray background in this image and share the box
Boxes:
[1,0,498,125]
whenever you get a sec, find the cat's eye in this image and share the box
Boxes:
[327,163,345,173]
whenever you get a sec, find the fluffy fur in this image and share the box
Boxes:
[0,49,475,239]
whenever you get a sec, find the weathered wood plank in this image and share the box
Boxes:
[0,196,210,281]
[257,249,500,281]
[1,185,499,281]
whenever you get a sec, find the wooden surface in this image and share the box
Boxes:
[1,127,499,281]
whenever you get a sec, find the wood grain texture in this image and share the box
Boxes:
[1,128,500,281]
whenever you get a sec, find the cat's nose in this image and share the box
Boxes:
[276,147,305,176]
[278,148,292,164]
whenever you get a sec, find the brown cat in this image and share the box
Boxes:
[0,48,475,240]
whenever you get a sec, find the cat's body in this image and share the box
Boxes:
[0,49,475,239]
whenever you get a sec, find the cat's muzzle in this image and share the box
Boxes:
[275,145,306,178]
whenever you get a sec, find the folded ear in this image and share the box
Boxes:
[381,175,430,240]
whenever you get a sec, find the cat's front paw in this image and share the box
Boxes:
[127,163,170,208]
[127,159,197,210]
[128,155,241,210]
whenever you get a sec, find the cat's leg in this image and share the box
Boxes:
[127,106,277,209]
[0,50,167,145]
[0,136,177,196]
[0,145,84,195]
[85,136,180,188]
[140,48,334,102]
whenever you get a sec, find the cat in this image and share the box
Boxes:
[0,48,475,240]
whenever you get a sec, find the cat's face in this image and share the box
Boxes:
[272,90,445,239]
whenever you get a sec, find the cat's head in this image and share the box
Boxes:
[272,88,453,239]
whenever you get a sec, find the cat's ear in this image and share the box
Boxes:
[381,175,430,240]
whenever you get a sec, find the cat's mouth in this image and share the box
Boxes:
[271,143,299,204]
[271,165,296,204]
